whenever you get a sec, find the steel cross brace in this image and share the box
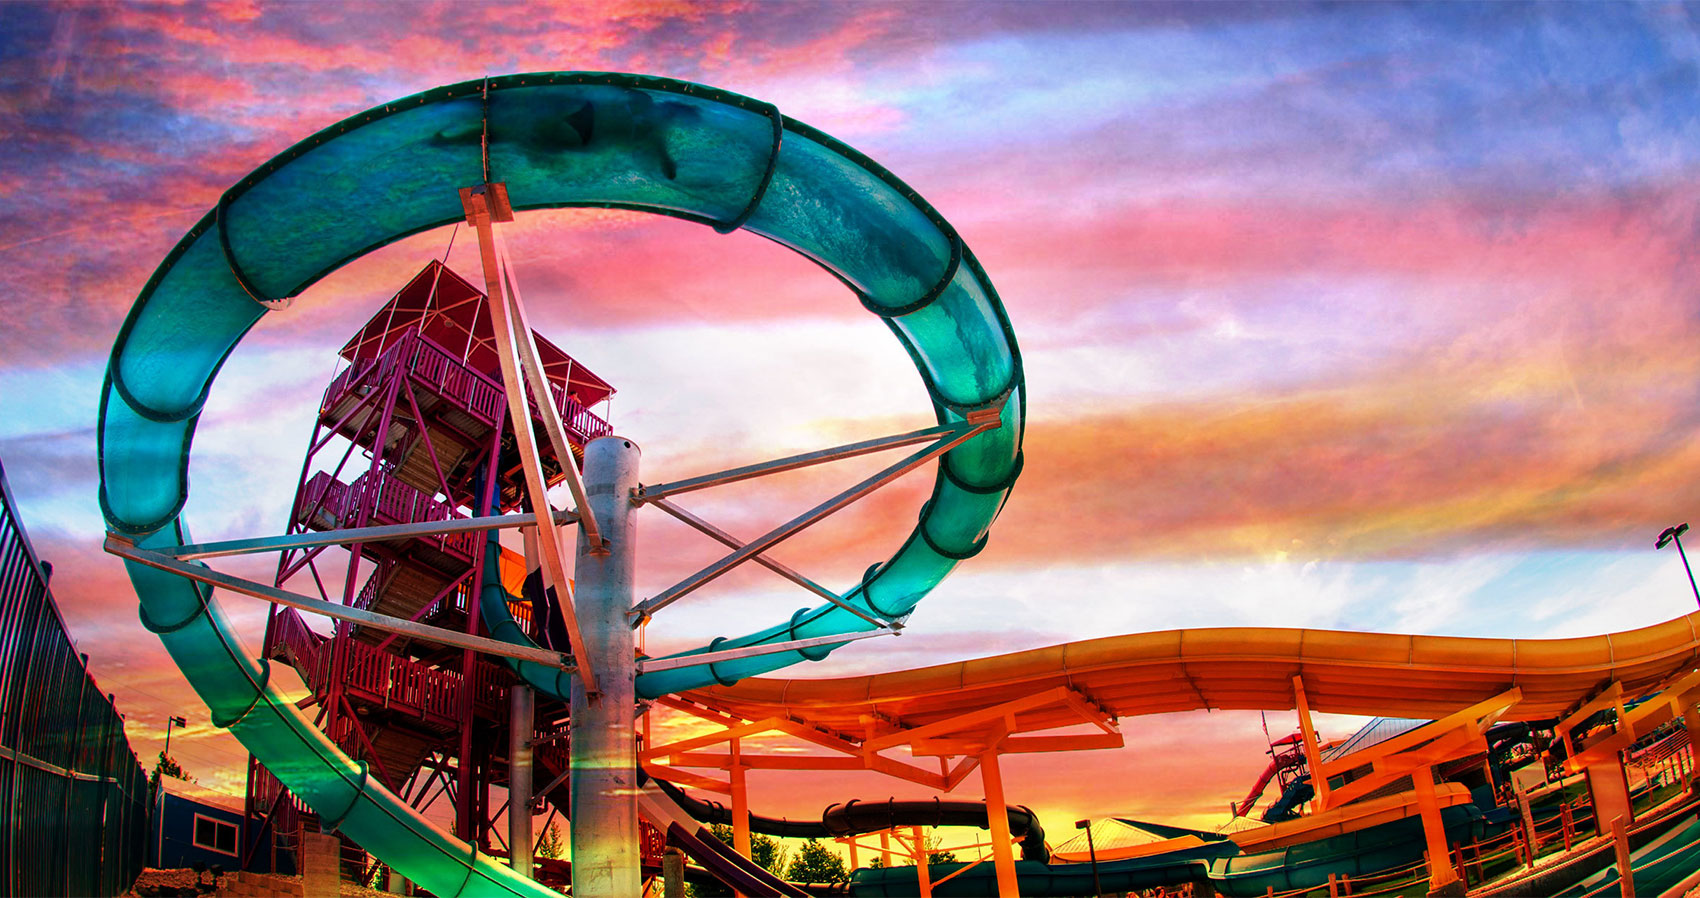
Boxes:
[105,534,574,671]
[154,508,581,561]
[629,408,1001,622]
[463,182,598,694]
[647,497,893,630]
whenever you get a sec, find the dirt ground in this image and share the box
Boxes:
[123,867,397,898]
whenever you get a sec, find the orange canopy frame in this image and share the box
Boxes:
[682,613,1700,739]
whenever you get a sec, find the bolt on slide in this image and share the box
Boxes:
[99,73,1023,896]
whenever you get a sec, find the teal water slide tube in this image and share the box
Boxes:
[99,74,1023,895]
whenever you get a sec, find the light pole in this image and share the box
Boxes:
[1075,819,1103,898]
[162,715,186,763]
[1657,523,1700,608]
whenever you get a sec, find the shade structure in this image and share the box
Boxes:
[99,73,1023,898]
[683,613,1700,740]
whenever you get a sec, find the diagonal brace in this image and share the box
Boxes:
[465,184,598,694]
[105,535,574,670]
[635,419,989,504]
[649,497,894,630]
[630,409,1000,622]
[158,508,579,561]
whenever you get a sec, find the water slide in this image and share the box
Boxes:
[101,73,1020,898]
[1235,734,1304,818]
[636,779,812,898]
[651,776,1049,861]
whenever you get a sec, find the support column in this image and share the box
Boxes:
[880,831,893,868]
[570,436,641,898]
[1413,767,1463,897]
[509,683,534,878]
[1585,754,1634,831]
[1515,789,1538,869]
[663,848,685,898]
[1293,675,1331,811]
[1685,706,1700,791]
[730,737,751,898]
[978,747,1021,898]
[913,826,932,898]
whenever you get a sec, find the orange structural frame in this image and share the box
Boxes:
[651,613,1700,898]
[683,613,1700,738]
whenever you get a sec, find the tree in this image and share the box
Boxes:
[925,833,958,867]
[537,822,564,859]
[691,824,791,896]
[148,751,192,793]
[785,838,848,885]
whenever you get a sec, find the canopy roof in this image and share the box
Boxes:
[339,260,614,407]
[683,613,1700,740]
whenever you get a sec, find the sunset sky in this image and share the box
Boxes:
[4,0,1700,846]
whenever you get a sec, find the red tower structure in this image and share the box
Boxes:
[243,260,616,880]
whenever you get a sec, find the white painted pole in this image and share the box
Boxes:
[510,683,534,878]
[570,436,641,897]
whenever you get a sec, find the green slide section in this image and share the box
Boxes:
[99,74,1021,894]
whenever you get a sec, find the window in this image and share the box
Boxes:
[192,813,238,856]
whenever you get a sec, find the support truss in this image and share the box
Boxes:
[105,535,573,670]
[630,407,1002,622]
[156,508,580,561]
[463,182,598,694]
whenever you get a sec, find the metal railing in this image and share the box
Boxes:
[0,458,150,897]
[320,328,612,445]
[270,608,514,726]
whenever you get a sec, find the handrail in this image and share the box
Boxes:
[319,327,611,443]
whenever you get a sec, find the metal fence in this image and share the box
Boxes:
[0,458,148,897]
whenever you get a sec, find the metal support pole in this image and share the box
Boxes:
[461,425,503,841]
[1293,675,1331,811]
[663,848,685,898]
[731,738,751,898]
[1077,819,1102,898]
[1686,705,1700,791]
[1677,533,1699,607]
[509,684,534,879]
[1612,815,1635,898]
[978,747,1020,898]
[1414,767,1463,896]
[913,825,932,898]
[570,436,641,897]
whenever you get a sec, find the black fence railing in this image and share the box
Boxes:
[0,458,148,897]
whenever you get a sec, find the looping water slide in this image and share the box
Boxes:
[99,73,1023,896]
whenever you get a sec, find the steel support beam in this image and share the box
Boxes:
[465,183,598,694]
[160,509,579,561]
[649,497,893,629]
[570,436,642,896]
[509,684,534,879]
[632,412,999,621]
[104,535,574,670]
[634,419,989,503]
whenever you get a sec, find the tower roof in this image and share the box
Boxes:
[339,260,614,407]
